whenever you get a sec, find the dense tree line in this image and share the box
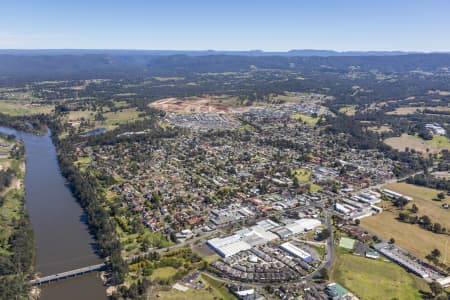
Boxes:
[0,168,15,195]
[0,209,35,299]
[51,125,127,284]
[0,112,50,134]
[406,174,450,193]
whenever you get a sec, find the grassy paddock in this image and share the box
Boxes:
[150,266,178,281]
[384,134,445,154]
[361,207,449,263]
[331,248,426,300]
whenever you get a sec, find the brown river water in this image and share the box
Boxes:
[0,127,107,299]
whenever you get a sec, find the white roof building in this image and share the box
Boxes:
[285,218,321,235]
[280,242,313,262]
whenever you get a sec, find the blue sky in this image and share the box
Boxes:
[1,0,449,51]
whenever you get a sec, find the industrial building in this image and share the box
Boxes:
[207,219,279,257]
[284,218,321,235]
[381,189,413,201]
[280,242,313,262]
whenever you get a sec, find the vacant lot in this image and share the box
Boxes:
[384,134,445,154]
[331,248,426,300]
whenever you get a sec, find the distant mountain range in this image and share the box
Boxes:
[0,49,445,57]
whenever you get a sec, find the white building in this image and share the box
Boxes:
[280,242,313,262]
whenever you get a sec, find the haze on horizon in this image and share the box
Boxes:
[1,0,449,52]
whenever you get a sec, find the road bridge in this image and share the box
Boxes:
[30,263,105,285]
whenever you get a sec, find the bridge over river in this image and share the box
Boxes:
[30,263,106,285]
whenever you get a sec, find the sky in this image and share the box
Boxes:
[1,0,449,52]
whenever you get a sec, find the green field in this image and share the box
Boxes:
[427,135,450,150]
[150,266,178,281]
[0,101,54,116]
[291,113,319,125]
[292,168,311,182]
[331,248,427,300]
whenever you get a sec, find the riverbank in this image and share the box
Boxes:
[0,126,106,299]
[0,133,36,299]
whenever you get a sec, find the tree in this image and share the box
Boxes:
[354,219,360,226]
[316,229,330,241]
[411,204,419,213]
[429,281,443,296]
[433,223,442,233]
[389,238,395,244]
[437,192,445,200]
[431,248,441,258]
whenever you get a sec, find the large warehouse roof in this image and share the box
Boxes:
[280,242,312,262]
[285,218,321,235]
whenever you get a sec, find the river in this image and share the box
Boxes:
[0,127,107,300]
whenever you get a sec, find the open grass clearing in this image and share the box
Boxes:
[150,266,178,281]
[427,135,450,150]
[384,134,444,154]
[292,168,311,182]
[331,248,427,300]
[386,105,450,115]
[368,125,392,133]
[383,183,450,228]
[338,105,356,116]
[360,204,449,264]
[0,101,54,116]
[291,113,319,125]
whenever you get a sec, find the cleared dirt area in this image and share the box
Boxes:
[150,97,251,114]
[384,134,442,154]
